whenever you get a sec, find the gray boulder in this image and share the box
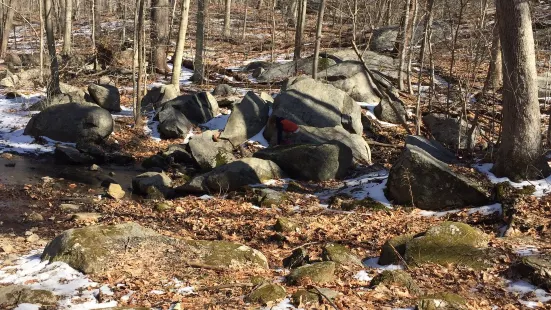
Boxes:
[24,103,113,143]
[256,56,336,82]
[41,223,268,274]
[156,103,194,139]
[185,158,285,193]
[162,92,219,124]
[220,91,270,146]
[244,61,272,72]
[328,49,401,80]
[0,285,57,307]
[272,76,363,135]
[212,84,235,96]
[132,172,172,196]
[422,113,479,149]
[513,255,551,291]
[141,84,180,111]
[55,145,96,165]
[386,144,488,210]
[0,70,18,87]
[317,60,381,103]
[254,142,353,181]
[4,53,23,68]
[265,125,371,164]
[369,21,447,53]
[188,130,235,170]
[88,83,121,112]
[374,98,407,124]
[405,135,457,164]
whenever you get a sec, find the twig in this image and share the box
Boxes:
[290,242,319,252]
[312,286,339,310]
[183,261,227,272]
[194,282,254,292]
[389,244,411,271]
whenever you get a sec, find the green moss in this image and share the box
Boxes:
[286,181,309,193]
[321,243,362,266]
[188,240,269,269]
[370,270,421,295]
[274,217,298,233]
[495,182,535,202]
[378,233,415,265]
[154,203,172,212]
[214,150,232,167]
[287,262,336,285]
[250,276,268,286]
[341,197,387,211]
[246,283,286,304]
[317,57,336,71]
[417,292,466,310]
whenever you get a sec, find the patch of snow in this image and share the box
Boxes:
[353,270,373,282]
[475,163,551,197]
[111,105,134,118]
[363,257,403,270]
[417,203,502,217]
[199,194,214,200]
[150,289,165,295]
[144,117,162,142]
[0,250,118,309]
[316,170,391,207]
[514,245,540,257]
[261,298,301,310]
[201,113,230,131]
[507,280,551,308]
[358,102,399,128]
[247,126,270,147]
[176,286,194,295]
[14,304,40,310]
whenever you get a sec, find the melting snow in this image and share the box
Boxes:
[475,163,551,197]
[201,113,230,131]
[316,170,391,207]
[363,257,403,271]
[507,280,551,308]
[353,270,373,282]
[358,102,399,128]
[261,298,301,310]
[0,250,118,309]
[417,203,503,217]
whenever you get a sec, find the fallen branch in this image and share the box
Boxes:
[389,244,411,271]
[183,261,228,272]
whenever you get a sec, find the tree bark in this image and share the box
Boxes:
[312,0,325,80]
[397,0,412,91]
[135,0,146,125]
[223,0,231,38]
[484,23,503,91]
[171,0,191,86]
[192,0,205,83]
[0,0,14,58]
[493,0,550,181]
[151,0,171,73]
[293,0,306,62]
[44,0,61,97]
[62,0,72,55]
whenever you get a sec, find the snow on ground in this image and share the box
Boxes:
[0,250,118,309]
[201,113,231,131]
[358,102,399,128]
[506,280,551,308]
[316,169,391,207]
[0,94,64,154]
[416,203,503,218]
[261,298,301,310]
[475,163,551,197]
[362,257,404,271]
[353,270,373,282]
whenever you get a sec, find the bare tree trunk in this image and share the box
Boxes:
[242,0,248,41]
[493,0,550,181]
[44,0,61,96]
[0,0,14,57]
[312,0,325,80]
[62,0,72,55]
[293,0,306,63]
[270,0,276,62]
[223,0,231,38]
[406,0,418,94]
[397,0,412,91]
[171,0,190,86]
[414,0,434,135]
[40,0,45,81]
[151,0,171,73]
[192,0,205,83]
[135,0,146,125]
[484,23,502,91]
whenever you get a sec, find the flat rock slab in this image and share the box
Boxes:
[41,223,269,275]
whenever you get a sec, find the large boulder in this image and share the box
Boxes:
[220,91,270,146]
[24,103,114,143]
[41,223,268,274]
[141,84,180,111]
[422,113,479,150]
[265,125,371,164]
[374,98,407,124]
[328,49,401,80]
[184,158,285,193]
[386,144,488,210]
[254,142,353,181]
[271,76,363,135]
[156,102,194,139]
[188,130,235,170]
[0,285,57,307]
[88,83,121,112]
[369,21,447,53]
[317,60,381,103]
[405,135,457,164]
[212,84,236,97]
[172,92,220,124]
[132,172,172,196]
[256,56,336,83]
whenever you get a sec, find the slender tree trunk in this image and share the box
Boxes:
[223,0,231,38]
[312,0,325,80]
[397,0,412,91]
[493,0,550,181]
[406,0,418,94]
[0,0,14,57]
[484,23,502,91]
[151,0,171,73]
[135,0,146,125]
[414,0,434,135]
[62,0,72,55]
[44,0,61,97]
[171,0,191,86]
[39,0,45,81]
[293,0,306,62]
[270,0,276,62]
[242,0,248,41]
[192,0,205,83]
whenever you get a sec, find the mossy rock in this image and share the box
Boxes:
[404,222,491,269]
[286,181,309,193]
[274,217,298,233]
[417,292,466,310]
[250,275,268,286]
[341,197,387,211]
[370,270,421,295]
[495,182,535,202]
[154,202,172,212]
[322,243,362,266]
[41,223,268,274]
[146,186,165,200]
[378,233,415,265]
[291,288,339,306]
[512,255,551,290]
[246,283,286,304]
[317,57,337,71]
[287,261,336,285]
[0,285,58,306]
[255,188,289,207]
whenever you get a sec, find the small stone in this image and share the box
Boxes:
[287,262,336,285]
[246,283,287,304]
[291,288,339,306]
[26,212,44,222]
[417,292,466,310]
[274,217,298,233]
[72,212,101,222]
[90,164,100,171]
[1,244,14,253]
[370,270,421,295]
[154,203,172,212]
[282,247,309,269]
[107,183,125,200]
[26,233,40,243]
[59,204,81,213]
